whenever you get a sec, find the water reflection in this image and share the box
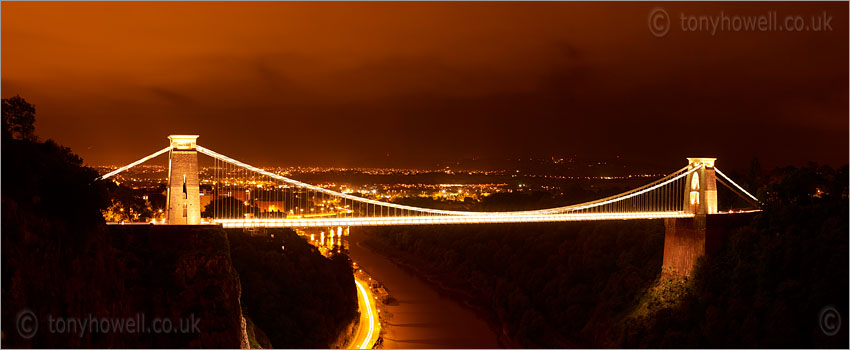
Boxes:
[296,226,349,257]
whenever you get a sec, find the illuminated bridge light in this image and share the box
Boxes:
[215,212,696,228]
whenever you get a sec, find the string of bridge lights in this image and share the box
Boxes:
[97,144,761,227]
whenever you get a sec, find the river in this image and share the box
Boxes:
[347,230,502,349]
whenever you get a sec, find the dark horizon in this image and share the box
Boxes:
[2,2,847,171]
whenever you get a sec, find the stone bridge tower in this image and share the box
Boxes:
[166,135,201,225]
[683,158,718,215]
[662,158,718,278]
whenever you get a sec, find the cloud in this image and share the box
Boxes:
[1,2,846,169]
[148,86,193,106]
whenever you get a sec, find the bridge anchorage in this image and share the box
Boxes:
[99,135,761,278]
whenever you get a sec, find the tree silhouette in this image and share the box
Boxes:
[2,95,36,141]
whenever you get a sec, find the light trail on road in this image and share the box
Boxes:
[354,280,376,349]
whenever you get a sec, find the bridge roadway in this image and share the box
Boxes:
[214,211,696,228]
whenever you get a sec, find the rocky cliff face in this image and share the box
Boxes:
[2,216,246,347]
[227,228,359,348]
[2,199,133,348]
[109,225,245,348]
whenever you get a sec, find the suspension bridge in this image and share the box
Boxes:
[98,135,760,228]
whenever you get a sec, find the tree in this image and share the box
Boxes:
[103,184,155,222]
[2,95,36,141]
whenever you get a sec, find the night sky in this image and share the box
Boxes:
[2,2,847,170]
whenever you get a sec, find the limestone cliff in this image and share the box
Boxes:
[109,225,244,348]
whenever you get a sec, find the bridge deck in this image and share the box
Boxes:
[214,211,696,227]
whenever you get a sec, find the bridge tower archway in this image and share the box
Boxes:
[683,157,718,215]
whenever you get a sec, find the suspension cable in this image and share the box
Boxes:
[97,146,172,180]
[714,168,761,204]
